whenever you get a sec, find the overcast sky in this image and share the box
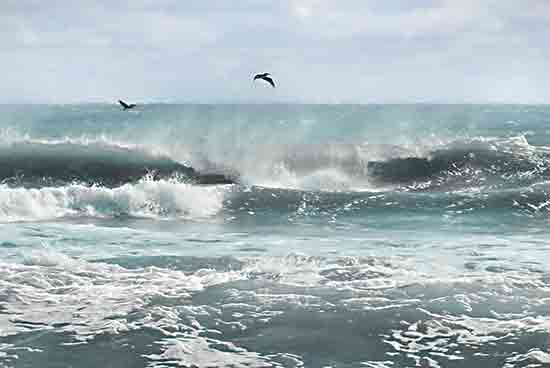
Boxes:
[2,0,550,103]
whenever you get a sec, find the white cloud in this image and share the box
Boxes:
[1,0,549,103]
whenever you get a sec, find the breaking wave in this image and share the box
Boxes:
[0,132,546,193]
[190,135,550,192]
[0,136,234,187]
[0,133,549,221]
[366,136,549,188]
[0,178,228,222]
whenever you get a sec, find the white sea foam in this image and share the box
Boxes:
[0,250,244,340]
[2,248,550,367]
[0,129,546,193]
[145,337,278,368]
[0,179,227,222]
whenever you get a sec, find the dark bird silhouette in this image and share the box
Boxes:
[253,73,275,88]
[118,100,136,110]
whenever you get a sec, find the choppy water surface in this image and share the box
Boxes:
[1,104,550,367]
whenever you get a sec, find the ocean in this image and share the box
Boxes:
[1,104,550,368]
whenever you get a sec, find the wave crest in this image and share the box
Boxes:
[0,133,546,193]
[218,135,550,191]
[0,178,228,222]
[0,136,234,187]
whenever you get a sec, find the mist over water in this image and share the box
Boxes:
[1,104,550,367]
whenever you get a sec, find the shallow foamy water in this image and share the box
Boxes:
[2,104,550,367]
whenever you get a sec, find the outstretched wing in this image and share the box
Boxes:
[118,100,129,108]
[262,76,276,87]
[253,72,270,80]
[128,104,136,108]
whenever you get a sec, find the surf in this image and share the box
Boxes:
[0,137,235,187]
[0,178,228,222]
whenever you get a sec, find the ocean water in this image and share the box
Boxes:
[1,104,550,368]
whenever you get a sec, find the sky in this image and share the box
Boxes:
[2,0,550,104]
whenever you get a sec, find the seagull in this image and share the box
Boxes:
[253,73,276,88]
[118,100,136,110]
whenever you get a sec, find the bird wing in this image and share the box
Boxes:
[129,104,136,108]
[253,73,270,80]
[118,100,129,108]
[263,76,276,87]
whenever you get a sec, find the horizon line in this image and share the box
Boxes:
[1,101,550,106]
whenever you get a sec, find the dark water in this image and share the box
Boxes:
[1,104,550,367]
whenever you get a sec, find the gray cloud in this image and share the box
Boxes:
[1,0,549,103]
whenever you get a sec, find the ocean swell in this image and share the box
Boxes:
[367,136,548,187]
[0,139,234,187]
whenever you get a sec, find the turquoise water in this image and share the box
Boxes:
[1,104,550,367]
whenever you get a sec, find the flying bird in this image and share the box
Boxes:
[253,73,275,88]
[118,100,136,110]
